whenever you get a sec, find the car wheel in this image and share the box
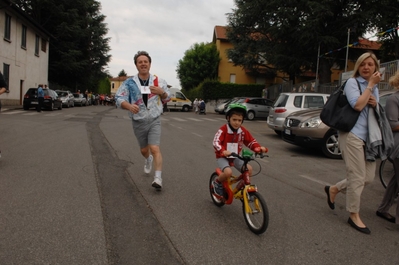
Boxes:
[50,102,54,111]
[247,111,255,120]
[23,105,29,110]
[274,130,282,136]
[322,130,341,159]
[182,105,189,112]
[58,103,62,110]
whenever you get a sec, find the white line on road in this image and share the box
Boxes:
[191,132,203,137]
[187,118,203,122]
[2,111,25,115]
[172,117,186,121]
[298,174,329,186]
[23,112,39,116]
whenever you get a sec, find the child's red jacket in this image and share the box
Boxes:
[213,124,261,159]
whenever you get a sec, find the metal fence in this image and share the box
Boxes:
[266,59,399,100]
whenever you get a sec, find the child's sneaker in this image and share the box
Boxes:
[144,155,153,174]
[212,180,224,197]
[152,176,162,191]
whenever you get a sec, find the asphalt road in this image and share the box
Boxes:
[0,106,398,265]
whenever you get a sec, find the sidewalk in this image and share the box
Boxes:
[0,105,23,111]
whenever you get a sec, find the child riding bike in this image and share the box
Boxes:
[212,103,268,197]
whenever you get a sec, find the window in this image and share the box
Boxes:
[41,38,47,52]
[3,64,10,91]
[176,92,186,100]
[35,35,40,56]
[293,96,303,108]
[304,96,324,108]
[21,25,27,48]
[112,83,115,89]
[4,14,11,41]
[229,74,236,83]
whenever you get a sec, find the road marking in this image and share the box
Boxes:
[202,118,218,122]
[187,118,203,122]
[23,112,39,116]
[2,111,25,115]
[172,117,186,121]
[298,174,329,186]
[191,132,203,137]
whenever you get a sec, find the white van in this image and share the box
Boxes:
[166,88,192,112]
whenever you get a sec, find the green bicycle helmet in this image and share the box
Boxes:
[225,103,247,119]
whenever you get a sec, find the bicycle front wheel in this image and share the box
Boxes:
[379,159,394,189]
[242,191,269,234]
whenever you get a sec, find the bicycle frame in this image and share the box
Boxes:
[215,168,258,205]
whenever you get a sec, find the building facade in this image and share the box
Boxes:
[0,0,50,106]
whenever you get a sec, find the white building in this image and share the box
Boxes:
[0,0,50,106]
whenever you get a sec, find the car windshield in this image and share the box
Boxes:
[58,92,68,97]
[73,94,80,98]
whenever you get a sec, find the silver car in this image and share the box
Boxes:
[226,97,274,120]
[267,93,329,134]
[73,93,87,106]
[281,90,395,159]
[56,90,75,108]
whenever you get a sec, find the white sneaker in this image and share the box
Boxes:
[152,176,162,190]
[144,155,153,174]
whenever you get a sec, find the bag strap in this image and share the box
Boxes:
[342,78,362,95]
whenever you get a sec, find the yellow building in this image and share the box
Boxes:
[213,26,381,86]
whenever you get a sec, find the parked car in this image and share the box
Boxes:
[225,97,274,120]
[73,93,87,106]
[222,97,243,114]
[56,90,75,108]
[267,93,330,134]
[281,90,396,159]
[23,88,63,111]
[214,98,238,114]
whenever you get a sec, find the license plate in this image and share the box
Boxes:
[31,102,38,104]
[284,129,291,135]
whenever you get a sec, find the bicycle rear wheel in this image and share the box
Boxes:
[242,191,269,234]
[209,173,225,207]
[379,159,394,189]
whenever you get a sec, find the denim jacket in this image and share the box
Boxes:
[115,74,170,121]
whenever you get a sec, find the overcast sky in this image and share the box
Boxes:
[98,0,235,89]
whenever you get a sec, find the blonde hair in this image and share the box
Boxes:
[389,70,399,89]
[352,52,380,78]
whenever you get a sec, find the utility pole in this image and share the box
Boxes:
[345,28,350,72]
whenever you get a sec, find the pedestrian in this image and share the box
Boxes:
[115,51,170,190]
[324,52,386,234]
[0,71,7,111]
[376,70,399,225]
[193,98,198,114]
[0,71,8,158]
[37,84,44,112]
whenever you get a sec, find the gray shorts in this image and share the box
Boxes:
[132,116,161,148]
[217,157,244,172]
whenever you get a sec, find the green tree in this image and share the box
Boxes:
[226,0,370,84]
[14,0,111,92]
[118,69,128,77]
[176,42,220,90]
[365,0,399,61]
